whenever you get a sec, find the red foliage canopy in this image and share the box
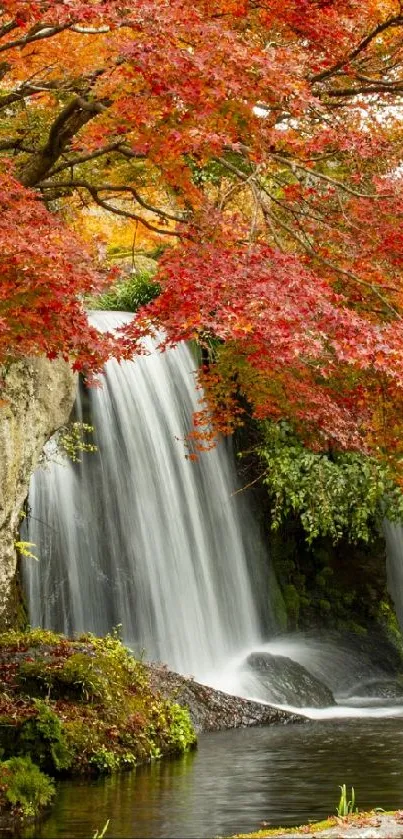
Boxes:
[2,1,403,454]
[0,172,118,372]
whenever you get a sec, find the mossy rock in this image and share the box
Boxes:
[0,630,196,778]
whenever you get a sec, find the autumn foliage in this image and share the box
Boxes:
[0,172,119,372]
[2,1,403,458]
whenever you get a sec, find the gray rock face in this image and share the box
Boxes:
[345,678,403,700]
[145,663,307,731]
[0,358,77,628]
[246,652,335,708]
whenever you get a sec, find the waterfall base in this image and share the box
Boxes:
[145,662,305,732]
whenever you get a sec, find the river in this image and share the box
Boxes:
[23,717,403,839]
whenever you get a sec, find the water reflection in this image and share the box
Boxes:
[24,719,403,839]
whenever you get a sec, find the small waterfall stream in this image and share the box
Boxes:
[22,311,272,679]
[384,521,403,635]
[22,311,403,712]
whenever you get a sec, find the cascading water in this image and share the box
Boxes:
[22,311,274,679]
[384,521,403,635]
[22,311,403,715]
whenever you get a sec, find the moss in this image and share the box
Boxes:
[282,584,300,630]
[232,418,403,657]
[271,587,288,633]
[265,517,403,659]
[0,560,29,633]
[377,600,403,657]
[0,630,197,779]
[230,811,403,838]
[0,627,63,648]
[0,756,54,822]
[231,817,338,837]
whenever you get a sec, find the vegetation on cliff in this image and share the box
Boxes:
[92,269,161,314]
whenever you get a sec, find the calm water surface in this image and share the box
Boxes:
[25,719,403,839]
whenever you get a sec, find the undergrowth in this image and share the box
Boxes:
[0,756,54,821]
[90,270,161,312]
[0,629,196,784]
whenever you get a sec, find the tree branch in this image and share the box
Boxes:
[311,14,403,84]
[46,143,146,177]
[325,81,403,98]
[272,155,392,199]
[0,22,73,54]
[217,156,401,318]
[0,137,22,150]
[18,96,109,187]
[40,178,182,235]
[0,18,18,39]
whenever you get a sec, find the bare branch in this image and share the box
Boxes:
[81,186,180,237]
[325,81,403,98]
[0,136,22,150]
[46,143,146,177]
[40,178,186,223]
[217,156,401,318]
[311,14,403,84]
[0,18,18,39]
[71,25,110,34]
[272,155,391,200]
[0,22,73,54]
[265,205,401,318]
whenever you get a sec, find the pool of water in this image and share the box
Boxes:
[23,717,403,839]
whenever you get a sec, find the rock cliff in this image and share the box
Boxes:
[0,358,77,628]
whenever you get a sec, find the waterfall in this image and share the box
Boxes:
[22,311,272,679]
[384,521,403,635]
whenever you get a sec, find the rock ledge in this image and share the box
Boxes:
[145,662,306,732]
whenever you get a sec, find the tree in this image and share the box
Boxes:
[2,1,403,460]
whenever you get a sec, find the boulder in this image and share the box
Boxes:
[245,651,335,708]
[345,678,403,701]
[145,663,307,732]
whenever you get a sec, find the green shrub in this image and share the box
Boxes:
[89,747,120,774]
[18,699,73,772]
[92,270,161,312]
[166,704,197,752]
[0,756,54,817]
[258,420,403,543]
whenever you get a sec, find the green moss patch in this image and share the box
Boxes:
[230,811,400,838]
[231,817,339,837]
[0,755,54,824]
[0,629,196,778]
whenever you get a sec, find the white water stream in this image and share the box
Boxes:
[23,312,271,679]
[22,312,403,717]
[384,521,403,636]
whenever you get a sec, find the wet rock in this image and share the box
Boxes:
[145,663,306,732]
[345,678,403,700]
[245,652,335,708]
